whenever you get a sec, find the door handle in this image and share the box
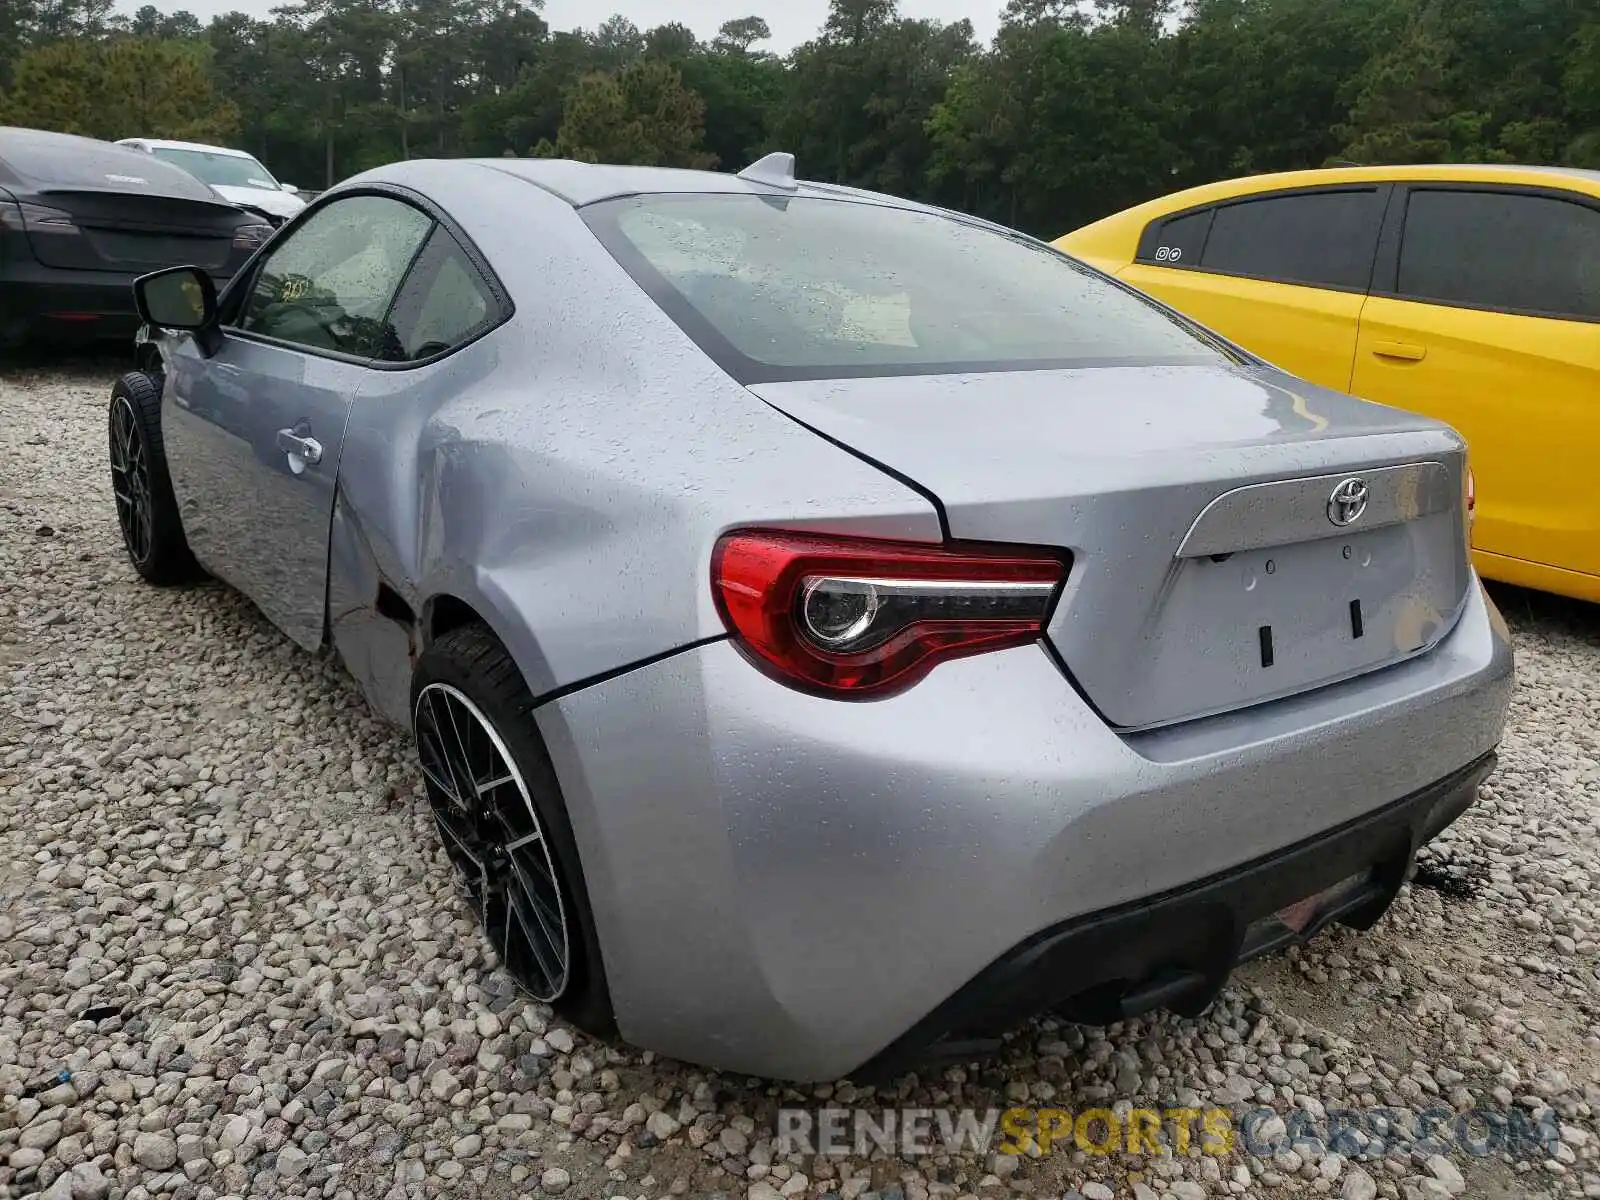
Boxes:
[1372,340,1427,362]
[277,428,323,466]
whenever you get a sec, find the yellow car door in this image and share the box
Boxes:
[1350,184,1600,600]
[1111,185,1390,393]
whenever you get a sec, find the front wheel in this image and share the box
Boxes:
[411,623,615,1035]
[108,371,198,585]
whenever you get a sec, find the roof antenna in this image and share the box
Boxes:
[738,151,797,190]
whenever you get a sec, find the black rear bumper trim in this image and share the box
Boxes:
[850,750,1497,1083]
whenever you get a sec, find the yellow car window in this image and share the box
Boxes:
[1395,189,1600,320]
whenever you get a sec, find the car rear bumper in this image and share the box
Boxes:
[0,261,228,343]
[534,577,1513,1082]
[853,748,1493,1081]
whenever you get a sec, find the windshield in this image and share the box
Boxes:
[583,194,1237,383]
[149,147,280,191]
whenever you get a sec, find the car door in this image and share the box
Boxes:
[162,191,435,648]
[1351,184,1600,587]
[1117,185,1389,392]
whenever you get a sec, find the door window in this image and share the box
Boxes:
[379,226,505,362]
[1195,188,1385,290]
[1396,189,1600,320]
[238,194,433,357]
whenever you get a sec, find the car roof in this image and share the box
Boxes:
[349,156,1043,255]
[0,125,229,202]
[1056,161,1600,253]
[120,138,262,159]
[1261,163,1599,186]
[411,156,984,217]
[1152,163,1600,207]
[1506,164,1600,184]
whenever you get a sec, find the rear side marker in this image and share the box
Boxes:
[1258,625,1274,669]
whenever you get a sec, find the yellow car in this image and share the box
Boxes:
[1056,164,1600,603]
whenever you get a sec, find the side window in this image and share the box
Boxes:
[238,195,433,357]
[1197,189,1385,290]
[379,226,504,362]
[1397,189,1600,320]
[1136,208,1214,267]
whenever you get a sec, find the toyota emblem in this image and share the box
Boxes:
[1327,478,1370,526]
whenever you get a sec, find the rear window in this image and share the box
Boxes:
[583,194,1235,383]
[0,128,215,200]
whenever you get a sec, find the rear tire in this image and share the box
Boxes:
[108,370,199,586]
[411,623,616,1037]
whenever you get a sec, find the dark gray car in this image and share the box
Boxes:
[0,126,272,349]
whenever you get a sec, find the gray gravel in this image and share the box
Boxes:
[2,363,1598,1200]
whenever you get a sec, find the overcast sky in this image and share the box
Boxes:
[114,0,1005,51]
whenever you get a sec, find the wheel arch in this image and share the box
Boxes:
[411,578,561,714]
[327,496,564,728]
[421,592,493,647]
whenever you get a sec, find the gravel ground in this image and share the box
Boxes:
[2,362,1598,1200]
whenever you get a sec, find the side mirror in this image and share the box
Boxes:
[280,182,299,193]
[134,265,219,347]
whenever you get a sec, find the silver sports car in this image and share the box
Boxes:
[112,151,1513,1083]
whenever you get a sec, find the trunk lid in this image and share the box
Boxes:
[749,363,1472,730]
[27,189,241,271]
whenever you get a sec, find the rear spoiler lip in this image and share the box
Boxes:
[35,184,243,214]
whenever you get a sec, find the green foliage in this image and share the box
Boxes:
[1167,0,1396,181]
[1337,0,1596,165]
[643,21,698,62]
[678,48,785,169]
[1337,9,1469,163]
[0,0,1590,233]
[1564,22,1600,166]
[554,62,715,168]
[0,35,239,141]
[928,13,1185,232]
[129,5,202,38]
[713,17,771,54]
[780,0,977,197]
[0,0,38,88]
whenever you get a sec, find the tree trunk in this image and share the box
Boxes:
[398,62,409,159]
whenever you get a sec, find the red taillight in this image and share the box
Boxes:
[710,529,1067,699]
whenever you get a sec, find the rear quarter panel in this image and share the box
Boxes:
[1055,189,1363,392]
[1117,265,1364,393]
[322,161,942,725]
